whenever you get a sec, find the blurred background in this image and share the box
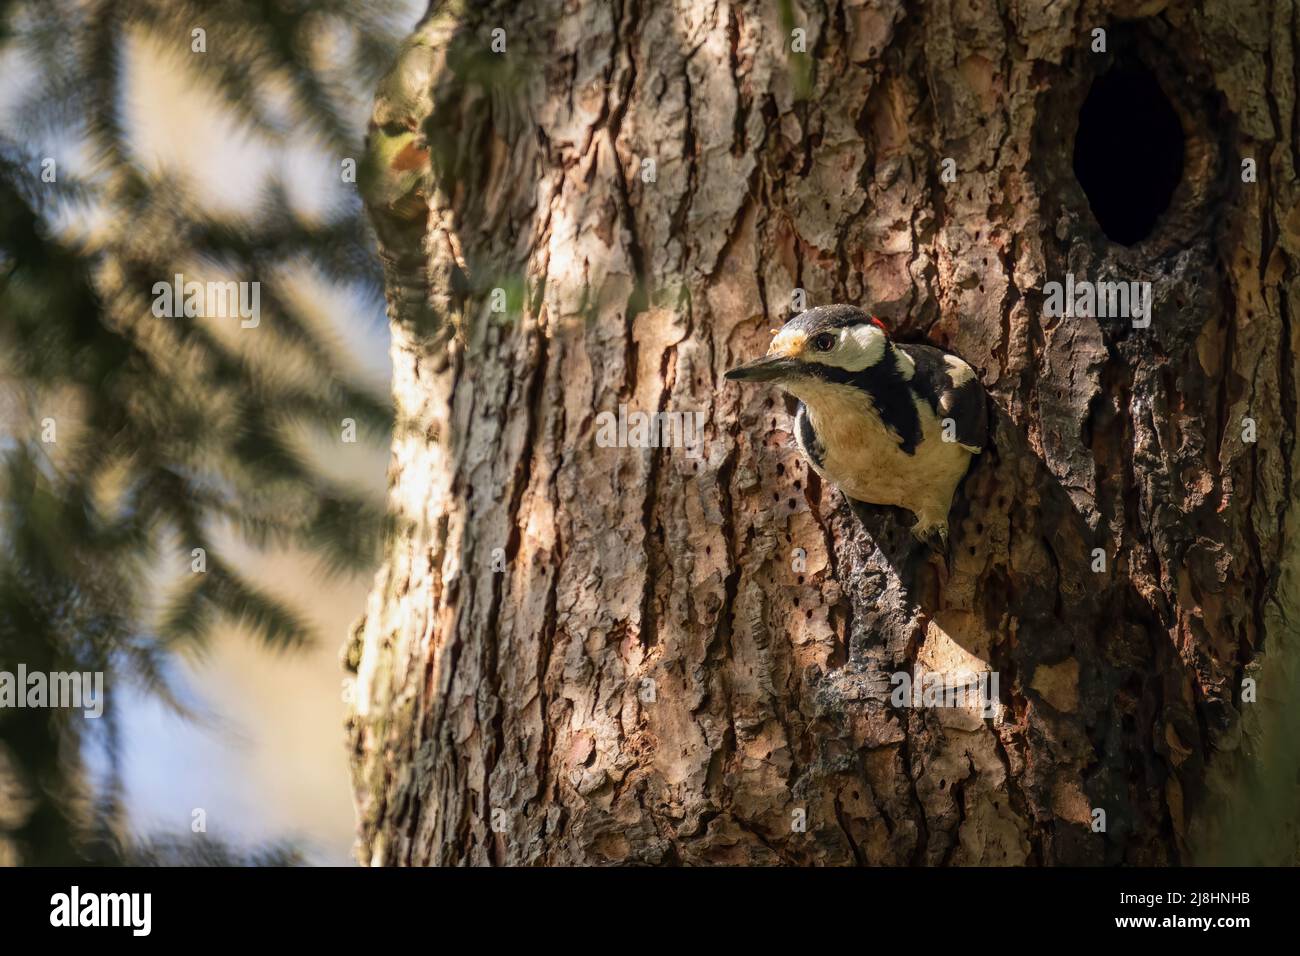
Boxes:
[0,0,424,865]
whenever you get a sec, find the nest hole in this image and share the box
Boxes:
[1073,58,1185,245]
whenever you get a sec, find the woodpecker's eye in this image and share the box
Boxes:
[811,332,837,352]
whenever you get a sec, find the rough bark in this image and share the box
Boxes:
[347,0,1300,865]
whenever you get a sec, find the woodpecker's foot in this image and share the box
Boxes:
[911,521,949,556]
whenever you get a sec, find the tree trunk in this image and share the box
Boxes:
[346,0,1300,866]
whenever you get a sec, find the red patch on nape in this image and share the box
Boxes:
[870,315,889,334]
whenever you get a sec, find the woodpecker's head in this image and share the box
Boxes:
[725,305,894,396]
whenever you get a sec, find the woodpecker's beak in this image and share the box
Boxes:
[725,355,800,383]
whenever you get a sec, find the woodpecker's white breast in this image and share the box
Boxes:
[791,378,976,531]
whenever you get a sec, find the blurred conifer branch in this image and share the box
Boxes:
[0,0,410,863]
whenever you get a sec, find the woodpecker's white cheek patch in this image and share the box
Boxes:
[811,324,886,371]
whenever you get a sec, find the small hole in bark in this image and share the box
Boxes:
[1074,59,1184,245]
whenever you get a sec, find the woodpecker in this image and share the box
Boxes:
[726,305,987,549]
[360,32,435,223]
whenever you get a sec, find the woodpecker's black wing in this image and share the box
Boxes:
[897,343,988,452]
